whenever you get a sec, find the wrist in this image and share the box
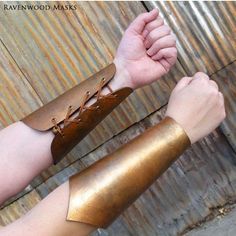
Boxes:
[165,114,194,144]
[110,58,134,90]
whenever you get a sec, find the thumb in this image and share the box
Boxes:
[128,9,159,35]
[174,77,194,92]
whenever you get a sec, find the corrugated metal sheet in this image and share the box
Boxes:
[0,1,186,188]
[0,1,236,235]
[35,109,236,236]
[212,61,236,152]
[2,108,236,236]
[145,1,236,75]
[145,1,236,152]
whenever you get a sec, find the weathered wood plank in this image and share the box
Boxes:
[0,190,41,226]
[1,102,235,235]
[0,3,235,235]
[0,40,42,206]
[0,42,42,129]
[29,107,236,236]
[0,1,186,186]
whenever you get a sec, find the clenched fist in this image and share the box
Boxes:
[110,9,177,90]
[166,72,226,144]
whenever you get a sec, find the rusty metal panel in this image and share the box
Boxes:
[0,190,41,226]
[0,1,186,187]
[0,2,235,234]
[0,42,42,129]
[7,107,234,236]
[145,1,236,75]
[145,1,236,152]
[212,61,236,152]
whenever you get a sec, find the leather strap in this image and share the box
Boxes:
[52,87,132,164]
[22,63,133,164]
[67,117,190,228]
[22,63,116,131]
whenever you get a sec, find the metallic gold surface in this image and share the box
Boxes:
[67,117,190,228]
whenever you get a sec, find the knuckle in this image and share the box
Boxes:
[157,17,164,25]
[194,71,209,79]
[220,109,226,120]
[179,76,189,84]
[164,25,171,33]
[222,110,226,119]
[210,80,219,89]
[148,30,155,40]
[140,12,147,18]
[172,35,177,44]
[196,77,208,86]
[172,48,178,57]
[171,38,176,45]
[209,87,218,96]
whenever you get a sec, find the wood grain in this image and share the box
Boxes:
[0,1,186,186]
[0,42,42,129]
[2,106,235,235]
[0,190,41,226]
[0,2,236,235]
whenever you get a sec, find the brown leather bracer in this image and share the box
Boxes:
[22,63,133,164]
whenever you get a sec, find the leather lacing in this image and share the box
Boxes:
[52,78,117,136]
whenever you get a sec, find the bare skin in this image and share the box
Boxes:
[0,9,177,204]
[0,72,226,236]
[0,8,226,236]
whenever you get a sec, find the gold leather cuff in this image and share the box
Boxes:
[22,63,133,164]
[67,117,190,228]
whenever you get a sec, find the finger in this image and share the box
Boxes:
[144,25,171,48]
[193,72,210,81]
[147,35,176,56]
[218,92,225,107]
[209,80,219,90]
[159,58,171,73]
[128,9,159,35]
[174,77,195,92]
[151,47,177,61]
[142,16,164,38]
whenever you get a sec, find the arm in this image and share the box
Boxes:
[0,9,177,204]
[0,72,225,235]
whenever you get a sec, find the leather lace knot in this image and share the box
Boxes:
[51,78,115,136]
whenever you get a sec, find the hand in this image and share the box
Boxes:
[111,9,177,90]
[165,72,226,144]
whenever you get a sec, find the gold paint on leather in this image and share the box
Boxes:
[22,63,116,131]
[67,117,190,228]
[52,87,133,164]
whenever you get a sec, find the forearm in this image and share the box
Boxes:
[0,182,94,236]
[0,122,53,204]
[0,56,147,206]
[0,117,189,236]
[0,8,177,204]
